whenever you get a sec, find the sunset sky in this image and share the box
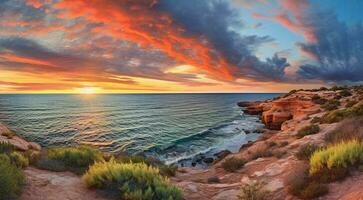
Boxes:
[0,0,363,93]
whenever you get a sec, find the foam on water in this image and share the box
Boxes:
[0,93,280,165]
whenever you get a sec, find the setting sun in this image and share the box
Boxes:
[78,87,98,94]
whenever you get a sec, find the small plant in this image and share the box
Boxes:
[159,164,178,177]
[268,141,277,147]
[300,182,328,199]
[322,99,340,111]
[310,117,321,124]
[295,144,319,160]
[9,152,29,168]
[296,124,320,138]
[0,154,25,200]
[238,181,270,200]
[310,140,363,176]
[320,101,363,124]
[221,157,246,172]
[346,100,358,108]
[45,146,103,174]
[339,89,352,97]
[0,142,14,154]
[325,116,363,144]
[279,141,289,147]
[83,160,183,200]
[311,95,327,105]
[207,176,220,183]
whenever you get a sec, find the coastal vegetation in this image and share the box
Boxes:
[321,99,340,111]
[221,157,247,172]
[82,159,183,200]
[238,181,270,200]
[0,143,26,200]
[319,101,363,123]
[295,144,320,161]
[296,124,320,138]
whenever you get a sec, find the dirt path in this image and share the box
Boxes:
[20,167,112,200]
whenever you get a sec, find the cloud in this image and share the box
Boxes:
[54,0,289,81]
[253,0,316,42]
[296,11,363,82]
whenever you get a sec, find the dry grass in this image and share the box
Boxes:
[221,157,247,172]
[325,116,363,144]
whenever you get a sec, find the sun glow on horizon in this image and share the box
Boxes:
[77,87,99,94]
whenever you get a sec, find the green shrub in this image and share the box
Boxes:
[207,176,220,183]
[339,89,352,97]
[295,144,319,160]
[159,164,178,177]
[299,182,328,199]
[83,160,183,200]
[35,157,67,172]
[221,157,246,172]
[0,142,14,154]
[320,101,363,124]
[346,100,358,108]
[238,181,270,200]
[325,117,363,144]
[272,149,286,159]
[310,117,321,124]
[310,140,363,175]
[117,155,149,164]
[322,99,340,111]
[296,124,320,138]
[10,152,29,168]
[311,95,327,105]
[0,154,25,200]
[46,146,103,173]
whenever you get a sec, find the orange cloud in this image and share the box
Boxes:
[253,0,316,43]
[54,0,237,81]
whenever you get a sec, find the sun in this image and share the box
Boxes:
[79,87,97,94]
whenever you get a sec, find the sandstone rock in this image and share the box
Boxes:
[29,142,41,151]
[9,136,30,151]
[211,189,239,200]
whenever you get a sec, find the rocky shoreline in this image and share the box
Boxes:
[172,87,363,200]
[2,87,363,200]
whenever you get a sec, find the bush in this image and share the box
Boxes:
[346,100,358,108]
[159,164,178,177]
[325,117,363,144]
[117,155,149,164]
[238,181,270,200]
[221,157,246,172]
[310,117,321,124]
[320,101,363,124]
[0,142,14,154]
[300,182,328,199]
[339,89,352,97]
[46,146,103,173]
[0,154,25,200]
[83,160,183,200]
[296,124,320,138]
[207,176,220,183]
[322,99,340,111]
[272,149,286,159]
[10,152,29,168]
[35,157,67,172]
[250,145,273,160]
[310,140,363,175]
[311,95,327,105]
[295,144,319,160]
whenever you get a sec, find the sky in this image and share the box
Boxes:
[0,0,363,93]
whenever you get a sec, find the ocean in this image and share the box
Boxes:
[0,93,280,165]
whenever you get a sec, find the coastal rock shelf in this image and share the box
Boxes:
[239,91,324,130]
[0,122,41,151]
